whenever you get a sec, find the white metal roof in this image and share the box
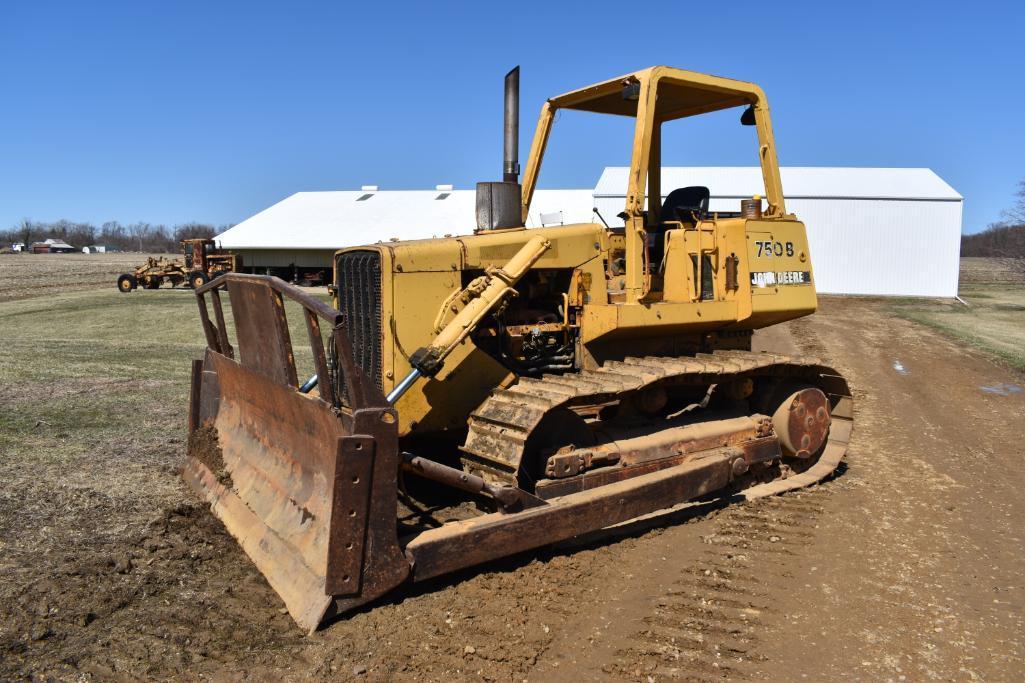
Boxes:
[217,189,595,249]
[594,167,962,201]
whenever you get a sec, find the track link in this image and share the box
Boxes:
[460,350,853,492]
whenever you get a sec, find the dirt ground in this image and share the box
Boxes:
[0,252,166,301]
[1,263,1024,681]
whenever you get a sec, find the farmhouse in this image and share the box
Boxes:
[30,238,76,254]
[217,167,963,297]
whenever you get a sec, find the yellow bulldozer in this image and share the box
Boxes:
[184,66,852,632]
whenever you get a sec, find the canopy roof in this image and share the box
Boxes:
[548,66,763,120]
[594,167,964,201]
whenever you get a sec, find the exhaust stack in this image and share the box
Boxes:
[503,66,520,182]
[476,66,522,231]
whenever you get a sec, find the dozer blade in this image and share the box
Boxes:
[183,274,409,632]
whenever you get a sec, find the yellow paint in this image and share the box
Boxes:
[330,67,820,438]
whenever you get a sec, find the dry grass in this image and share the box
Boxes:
[958,256,1025,285]
[0,283,328,554]
[0,252,167,302]
[888,258,1025,371]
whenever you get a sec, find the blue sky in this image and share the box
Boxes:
[1,0,1022,233]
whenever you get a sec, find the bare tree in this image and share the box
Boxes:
[1000,179,1025,226]
[962,179,1025,274]
[18,219,33,249]
[1,218,215,253]
[173,222,217,242]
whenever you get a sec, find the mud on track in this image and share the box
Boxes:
[2,290,1025,680]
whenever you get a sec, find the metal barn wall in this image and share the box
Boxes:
[593,195,962,298]
[787,198,962,298]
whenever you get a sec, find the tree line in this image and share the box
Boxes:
[0,219,229,253]
[961,179,1025,258]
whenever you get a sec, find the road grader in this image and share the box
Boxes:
[117,238,238,292]
[183,66,852,631]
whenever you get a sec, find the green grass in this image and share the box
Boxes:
[0,284,336,572]
[889,283,1025,371]
[0,288,330,452]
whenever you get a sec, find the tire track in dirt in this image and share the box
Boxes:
[599,493,827,681]
[528,317,838,680]
[751,298,1025,680]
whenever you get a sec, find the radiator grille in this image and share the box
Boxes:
[336,250,383,392]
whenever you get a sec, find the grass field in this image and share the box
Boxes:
[0,289,199,555]
[889,258,1025,371]
[0,278,333,678]
[0,285,326,458]
[0,252,168,301]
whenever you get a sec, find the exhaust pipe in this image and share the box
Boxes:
[503,66,520,183]
[476,66,522,231]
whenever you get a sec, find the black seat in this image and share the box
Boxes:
[648,186,711,269]
[660,186,710,223]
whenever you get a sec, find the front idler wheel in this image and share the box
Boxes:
[771,386,831,459]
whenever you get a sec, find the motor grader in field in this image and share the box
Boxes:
[117,238,238,292]
[183,66,852,631]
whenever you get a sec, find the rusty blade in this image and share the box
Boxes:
[184,351,367,632]
[186,275,409,632]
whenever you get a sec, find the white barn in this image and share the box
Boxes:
[218,167,962,297]
[595,167,963,297]
[217,186,594,270]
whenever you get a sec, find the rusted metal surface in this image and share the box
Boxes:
[612,414,766,467]
[210,289,233,359]
[536,435,781,500]
[303,309,333,403]
[188,359,202,435]
[327,407,409,617]
[542,414,766,480]
[226,279,298,388]
[401,453,527,510]
[185,274,408,633]
[404,452,733,582]
[772,386,831,458]
[327,436,376,596]
[184,351,353,630]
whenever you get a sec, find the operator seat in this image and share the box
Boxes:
[650,186,710,267]
[660,186,710,224]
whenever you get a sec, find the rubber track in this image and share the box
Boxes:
[460,349,853,492]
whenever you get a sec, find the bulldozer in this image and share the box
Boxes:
[183,66,852,632]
